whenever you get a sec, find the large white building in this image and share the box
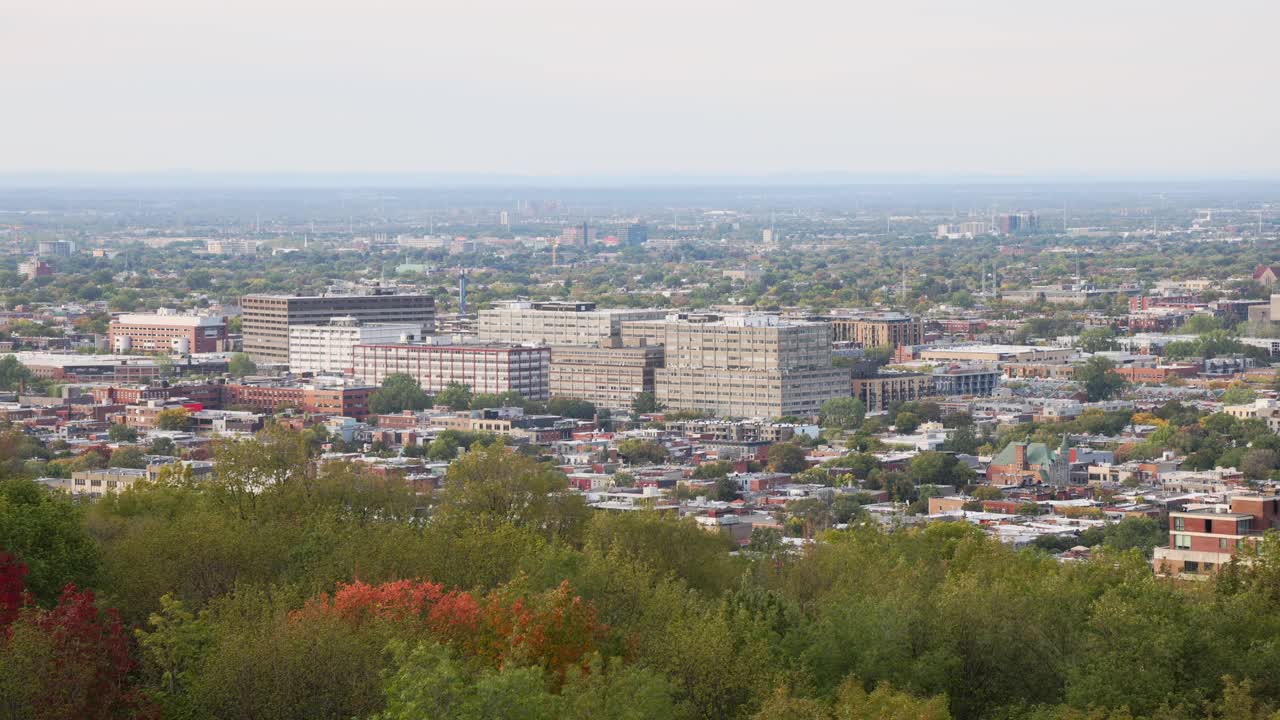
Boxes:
[478,300,667,346]
[288,317,424,374]
[620,313,850,419]
[352,339,550,400]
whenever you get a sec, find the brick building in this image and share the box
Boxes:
[108,311,228,354]
[1154,495,1280,577]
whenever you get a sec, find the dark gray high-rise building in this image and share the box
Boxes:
[241,291,434,365]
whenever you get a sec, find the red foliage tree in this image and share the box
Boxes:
[32,585,146,720]
[296,577,605,679]
[0,562,152,720]
[0,552,28,629]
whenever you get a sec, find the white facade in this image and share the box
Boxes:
[288,318,423,374]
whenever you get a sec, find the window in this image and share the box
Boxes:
[1185,560,1200,573]
[1174,517,1185,531]
[1175,534,1192,549]
[1220,538,1230,550]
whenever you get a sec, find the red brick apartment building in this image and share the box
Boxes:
[223,383,374,420]
[1153,495,1280,577]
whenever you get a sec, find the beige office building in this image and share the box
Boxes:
[242,292,434,364]
[622,313,849,418]
[549,338,665,412]
[478,301,667,346]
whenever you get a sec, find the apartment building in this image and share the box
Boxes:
[931,365,1000,396]
[241,291,434,364]
[352,341,550,401]
[852,371,933,412]
[223,379,376,420]
[1154,495,1280,577]
[622,313,848,418]
[108,310,228,354]
[478,301,667,346]
[288,317,423,374]
[1225,398,1280,434]
[826,312,923,348]
[549,338,665,412]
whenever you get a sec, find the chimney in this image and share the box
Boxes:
[1014,443,1027,470]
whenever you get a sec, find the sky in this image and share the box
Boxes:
[2,0,1277,179]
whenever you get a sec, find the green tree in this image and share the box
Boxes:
[546,397,597,419]
[155,408,191,431]
[368,373,431,415]
[228,352,258,378]
[436,382,474,411]
[767,443,808,473]
[108,446,148,469]
[631,391,661,416]
[0,478,100,604]
[0,355,33,391]
[373,641,555,720]
[436,441,587,541]
[892,411,920,434]
[820,397,866,431]
[617,439,669,465]
[1221,385,1259,405]
[691,461,733,479]
[107,423,138,443]
[1075,356,1127,402]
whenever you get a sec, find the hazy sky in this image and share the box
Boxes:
[3,0,1277,178]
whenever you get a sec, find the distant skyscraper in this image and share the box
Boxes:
[499,210,510,229]
[762,228,775,246]
[560,222,591,246]
[626,222,648,246]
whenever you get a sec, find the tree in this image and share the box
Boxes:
[227,352,257,378]
[820,397,866,431]
[435,382,473,411]
[617,439,668,465]
[368,373,431,415]
[107,424,138,443]
[712,475,739,502]
[908,452,964,487]
[1077,326,1117,352]
[0,355,32,391]
[154,352,175,377]
[630,391,661,416]
[155,408,191,431]
[108,446,148,469]
[691,461,733,479]
[436,441,587,540]
[1240,448,1279,480]
[892,411,920,434]
[1075,356,1127,402]
[1221,385,1259,406]
[426,434,460,462]
[0,479,99,604]
[148,437,177,457]
[0,582,150,720]
[471,391,528,411]
[1101,516,1168,556]
[546,396,597,419]
[767,443,808,473]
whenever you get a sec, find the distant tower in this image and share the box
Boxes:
[500,210,510,229]
[627,222,648,246]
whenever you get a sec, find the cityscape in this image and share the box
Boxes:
[4,1,1280,719]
